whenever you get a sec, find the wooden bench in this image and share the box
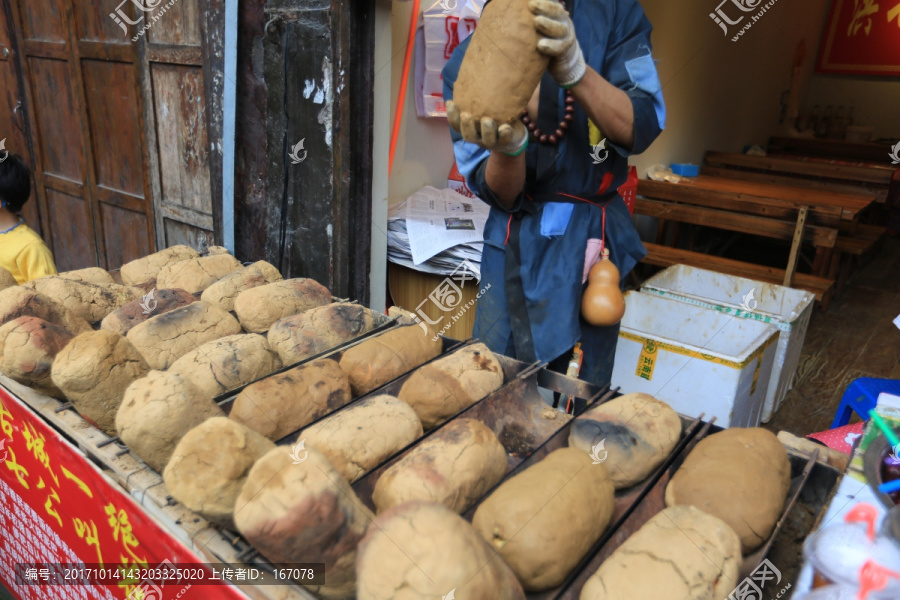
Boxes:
[702,164,890,204]
[830,224,887,294]
[837,222,887,239]
[834,225,885,253]
[834,236,875,254]
[642,243,834,303]
[636,197,838,249]
[769,136,898,165]
[698,154,884,297]
[636,178,840,307]
[703,151,892,204]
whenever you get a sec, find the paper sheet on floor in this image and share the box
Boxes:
[403,186,490,265]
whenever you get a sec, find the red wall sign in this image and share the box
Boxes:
[0,386,246,600]
[818,0,900,75]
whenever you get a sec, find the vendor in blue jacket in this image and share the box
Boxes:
[443,0,666,387]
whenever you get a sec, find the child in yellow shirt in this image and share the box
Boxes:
[0,153,57,283]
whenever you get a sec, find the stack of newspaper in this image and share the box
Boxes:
[388,186,489,280]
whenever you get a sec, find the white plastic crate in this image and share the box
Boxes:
[612,292,780,428]
[641,265,814,422]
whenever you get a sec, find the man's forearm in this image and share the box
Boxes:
[484,151,526,210]
[570,66,635,150]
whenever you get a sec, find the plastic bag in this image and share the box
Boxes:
[417,0,485,118]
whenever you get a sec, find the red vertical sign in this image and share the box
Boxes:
[0,386,246,600]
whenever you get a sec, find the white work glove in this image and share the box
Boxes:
[529,0,587,89]
[446,100,529,157]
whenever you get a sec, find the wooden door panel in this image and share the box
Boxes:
[81,59,144,196]
[94,185,149,214]
[100,204,151,267]
[26,56,84,181]
[11,0,215,272]
[148,0,202,46]
[163,217,213,248]
[20,198,40,236]
[152,64,211,215]
[72,0,132,42]
[0,4,40,235]
[0,11,26,154]
[137,0,215,250]
[17,0,66,43]
[10,0,157,272]
[45,188,94,271]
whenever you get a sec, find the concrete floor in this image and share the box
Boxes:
[764,236,900,437]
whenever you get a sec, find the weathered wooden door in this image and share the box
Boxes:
[131,0,217,251]
[7,0,156,272]
[0,2,40,234]
[260,0,375,300]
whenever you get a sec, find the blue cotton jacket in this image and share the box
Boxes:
[442,0,666,371]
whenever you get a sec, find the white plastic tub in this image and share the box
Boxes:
[612,291,780,428]
[641,265,814,422]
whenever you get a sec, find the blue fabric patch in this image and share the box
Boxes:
[453,140,491,191]
[625,53,666,130]
[540,203,574,237]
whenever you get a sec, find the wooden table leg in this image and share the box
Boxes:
[655,218,667,245]
[828,250,840,280]
[783,206,808,287]
[836,255,854,298]
[812,246,834,277]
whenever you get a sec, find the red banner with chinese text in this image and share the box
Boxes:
[818,0,900,75]
[0,385,246,600]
